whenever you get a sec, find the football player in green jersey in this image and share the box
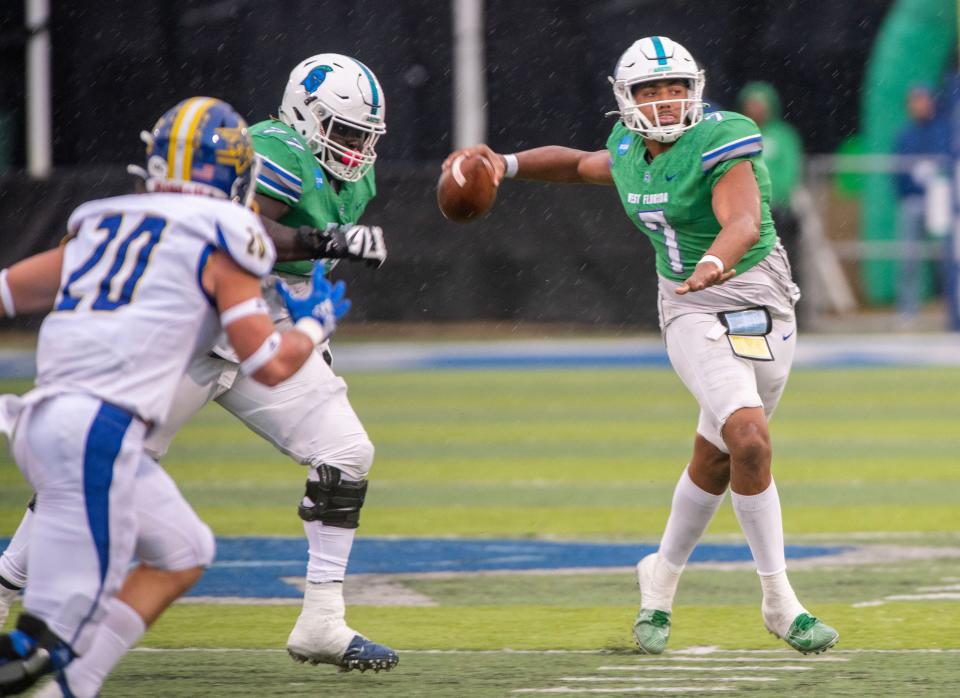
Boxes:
[444,36,838,656]
[0,55,398,676]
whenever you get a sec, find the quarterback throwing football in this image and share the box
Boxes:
[443,36,838,655]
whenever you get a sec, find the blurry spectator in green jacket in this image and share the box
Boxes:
[738,82,805,287]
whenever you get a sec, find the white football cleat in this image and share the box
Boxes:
[286,581,398,672]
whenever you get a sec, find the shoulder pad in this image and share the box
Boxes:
[252,122,309,205]
[213,206,276,278]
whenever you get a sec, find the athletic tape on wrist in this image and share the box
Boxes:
[0,269,15,318]
[219,297,269,327]
[699,254,724,272]
[503,154,519,179]
[294,316,328,345]
[239,331,281,375]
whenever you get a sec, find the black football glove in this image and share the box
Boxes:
[295,223,387,268]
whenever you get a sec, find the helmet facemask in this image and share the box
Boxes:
[612,73,705,143]
[312,108,383,182]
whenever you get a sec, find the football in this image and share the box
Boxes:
[437,153,498,222]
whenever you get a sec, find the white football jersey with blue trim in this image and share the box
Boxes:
[36,193,275,424]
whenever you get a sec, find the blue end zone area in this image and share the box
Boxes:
[0,537,842,600]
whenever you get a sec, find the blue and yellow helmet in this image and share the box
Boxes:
[141,97,258,206]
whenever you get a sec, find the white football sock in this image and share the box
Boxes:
[62,598,145,698]
[730,479,786,576]
[658,467,726,569]
[303,520,356,584]
[0,507,33,588]
[731,479,806,634]
[759,570,806,636]
[642,555,684,612]
[287,581,355,658]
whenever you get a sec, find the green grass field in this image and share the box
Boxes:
[1,365,959,696]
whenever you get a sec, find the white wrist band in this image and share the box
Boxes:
[502,153,519,178]
[699,255,724,272]
[295,316,328,345]
[0,269,15,318]
[219,297,269,327]
[239,331,281,376]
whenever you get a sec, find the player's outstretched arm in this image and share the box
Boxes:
[204,251,348,386]
[442,145,613,186]
[675,161,760,295]
[0,247,66,318]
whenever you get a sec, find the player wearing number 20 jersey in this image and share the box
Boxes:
[37,195,271,424]
[0,97,354,697]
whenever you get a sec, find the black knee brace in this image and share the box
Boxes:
[298,464,368,529]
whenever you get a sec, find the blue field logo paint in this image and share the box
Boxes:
[0,537,841,600]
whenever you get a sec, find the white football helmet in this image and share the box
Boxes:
[610,36,705,143]
[279,53,387,182]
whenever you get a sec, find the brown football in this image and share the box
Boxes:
[437,153,498,222]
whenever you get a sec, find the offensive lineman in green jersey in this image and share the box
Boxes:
[0,55,398,676]
[240,54,397,671]
[444,36,839,655]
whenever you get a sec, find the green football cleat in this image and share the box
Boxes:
[633,608,671,655]
[770,612,839,655]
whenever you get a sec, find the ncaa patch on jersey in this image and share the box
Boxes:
[617,135,631,155]
[314,168,325,188]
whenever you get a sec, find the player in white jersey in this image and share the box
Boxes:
[0,98,350,698]
[0,56,399,674]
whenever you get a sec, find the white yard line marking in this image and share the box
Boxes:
[624,656,848,663]
[853,591,960,607]
[597,665,811,672]
[671,647,960,655]
[559,677,778,683]
[884,592,960,601]
[129,647,960,655]
[514,688,735,694]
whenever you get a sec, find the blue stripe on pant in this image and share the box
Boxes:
[72,402,133,645]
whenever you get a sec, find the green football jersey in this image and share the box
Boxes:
[606,111,776,282]
[250,119,377,276]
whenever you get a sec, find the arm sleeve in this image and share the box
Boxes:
[252,132,306,207]
[702,114,764,189]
